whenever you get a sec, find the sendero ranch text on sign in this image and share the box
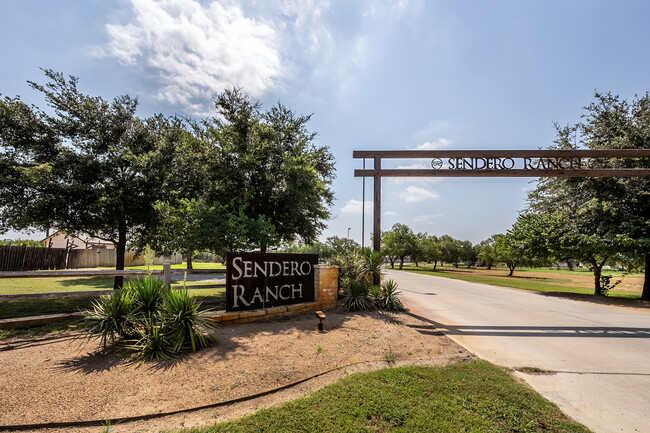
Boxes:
[226,252,318,312]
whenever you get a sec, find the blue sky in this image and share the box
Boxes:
[2,0,650,245]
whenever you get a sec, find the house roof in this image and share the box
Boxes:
[42,230,113,245]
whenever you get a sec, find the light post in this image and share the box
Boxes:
[347,227,351,239]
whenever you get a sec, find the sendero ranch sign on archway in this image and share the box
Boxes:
[226,252,318,312]
[354,149,650,251]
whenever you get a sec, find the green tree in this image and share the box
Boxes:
[382,223,417,270]
[477,236,498,270]
[440,235,462,268]
[199,89,335,251]
[420,235,442,269]
[494,233,522,277]
[526,92,649,296]
[459,240,479,268]
[0,70,163,289]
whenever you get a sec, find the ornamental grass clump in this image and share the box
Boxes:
[342,280,374,311]
[377,280,405,311]
[83,276,218,360]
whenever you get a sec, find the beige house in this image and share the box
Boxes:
[42,230,114,250]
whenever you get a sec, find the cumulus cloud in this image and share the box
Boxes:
[383,211,398,217]
[400,186,439,202]
[96,0,282,113]
[414,138,452,150]
[341,199,373,214]
[413,213,442,224]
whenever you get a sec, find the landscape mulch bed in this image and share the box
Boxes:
[0,307,472,432]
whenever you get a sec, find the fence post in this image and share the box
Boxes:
[163,254,171,288]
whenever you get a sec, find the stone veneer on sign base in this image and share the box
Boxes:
[209,265,339,325]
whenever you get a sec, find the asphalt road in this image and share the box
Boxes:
[385,268,650,433]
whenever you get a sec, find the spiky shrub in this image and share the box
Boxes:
[359,248,384,286]
[378,279,405,311]
[342,280,374,311]
[125,276,167,317]
[162,289,219,353]
[83,276,218,360]
[369,284,382,306]
[126,316,174,361]
[85,290,135,350]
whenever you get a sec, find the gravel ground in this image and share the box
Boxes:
[0,307,473,433]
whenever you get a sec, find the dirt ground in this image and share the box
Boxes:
[0,307,473,433]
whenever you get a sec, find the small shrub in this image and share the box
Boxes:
[600,274,621,296]
[126,276,167,316]
[377,280,405,311]
[84,276,218,360]
[126,316,174,361]
[342,280,374,311]
[163,289,219,353]
[85,290,135,350]
[359,248,384,286]
[331,250,362,293]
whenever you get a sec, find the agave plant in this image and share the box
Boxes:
[378,279,405,311]
[359,248,384,286]
[162,289,219,353]
[342,280,374,311]
[85,290,135,350]
[125,276,167,317]
[125,316,174,361]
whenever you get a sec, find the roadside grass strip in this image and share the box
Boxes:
[176,360,589,433]
[402,265,641,299]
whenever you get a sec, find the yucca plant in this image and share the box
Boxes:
[162,289,219,353]
[378,279,405,311]
[125,276,167,317]
[85,290,135,350]
[359,248,384,286]
[342,280,374,311]
[125,316,174,361]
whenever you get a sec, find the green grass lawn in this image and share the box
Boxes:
[0,262,225,296]
[401,265,643,300]
[174,360,588,433]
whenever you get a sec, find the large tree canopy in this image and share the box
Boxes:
[525,92,650,297]
[1,73,336,283]
[0,70,163,288]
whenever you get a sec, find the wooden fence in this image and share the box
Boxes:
[0,245,182,271]
[0,245,68,271]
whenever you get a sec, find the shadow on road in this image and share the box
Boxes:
[405,312,650,338]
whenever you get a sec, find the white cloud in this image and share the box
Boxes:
[414,138,452,150]
[413,213,443,224]
[97,0,282,114]
[341,199,372,214]
[383,211,398,217]
[400,186,439,202]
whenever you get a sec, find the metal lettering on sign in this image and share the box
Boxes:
[226,252,318,312]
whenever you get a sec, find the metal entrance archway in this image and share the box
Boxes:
[353,149,650,252]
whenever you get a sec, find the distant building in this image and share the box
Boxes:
[42,230,114,250]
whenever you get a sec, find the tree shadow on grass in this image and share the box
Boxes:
[538,291,650,309]
[58,276,116,289]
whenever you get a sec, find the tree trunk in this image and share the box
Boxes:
[389,256,395,269]
[433,260,437,270]
[186,247,193,269]
[641,253,649,301]
[508,263,515,277]
[487,264,492,270]
[414,260,419,267]
[114,229,127,290]
[399,257,404,270]
[591,258,605,296]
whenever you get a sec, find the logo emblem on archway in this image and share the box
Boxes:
[431,158,443,169]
